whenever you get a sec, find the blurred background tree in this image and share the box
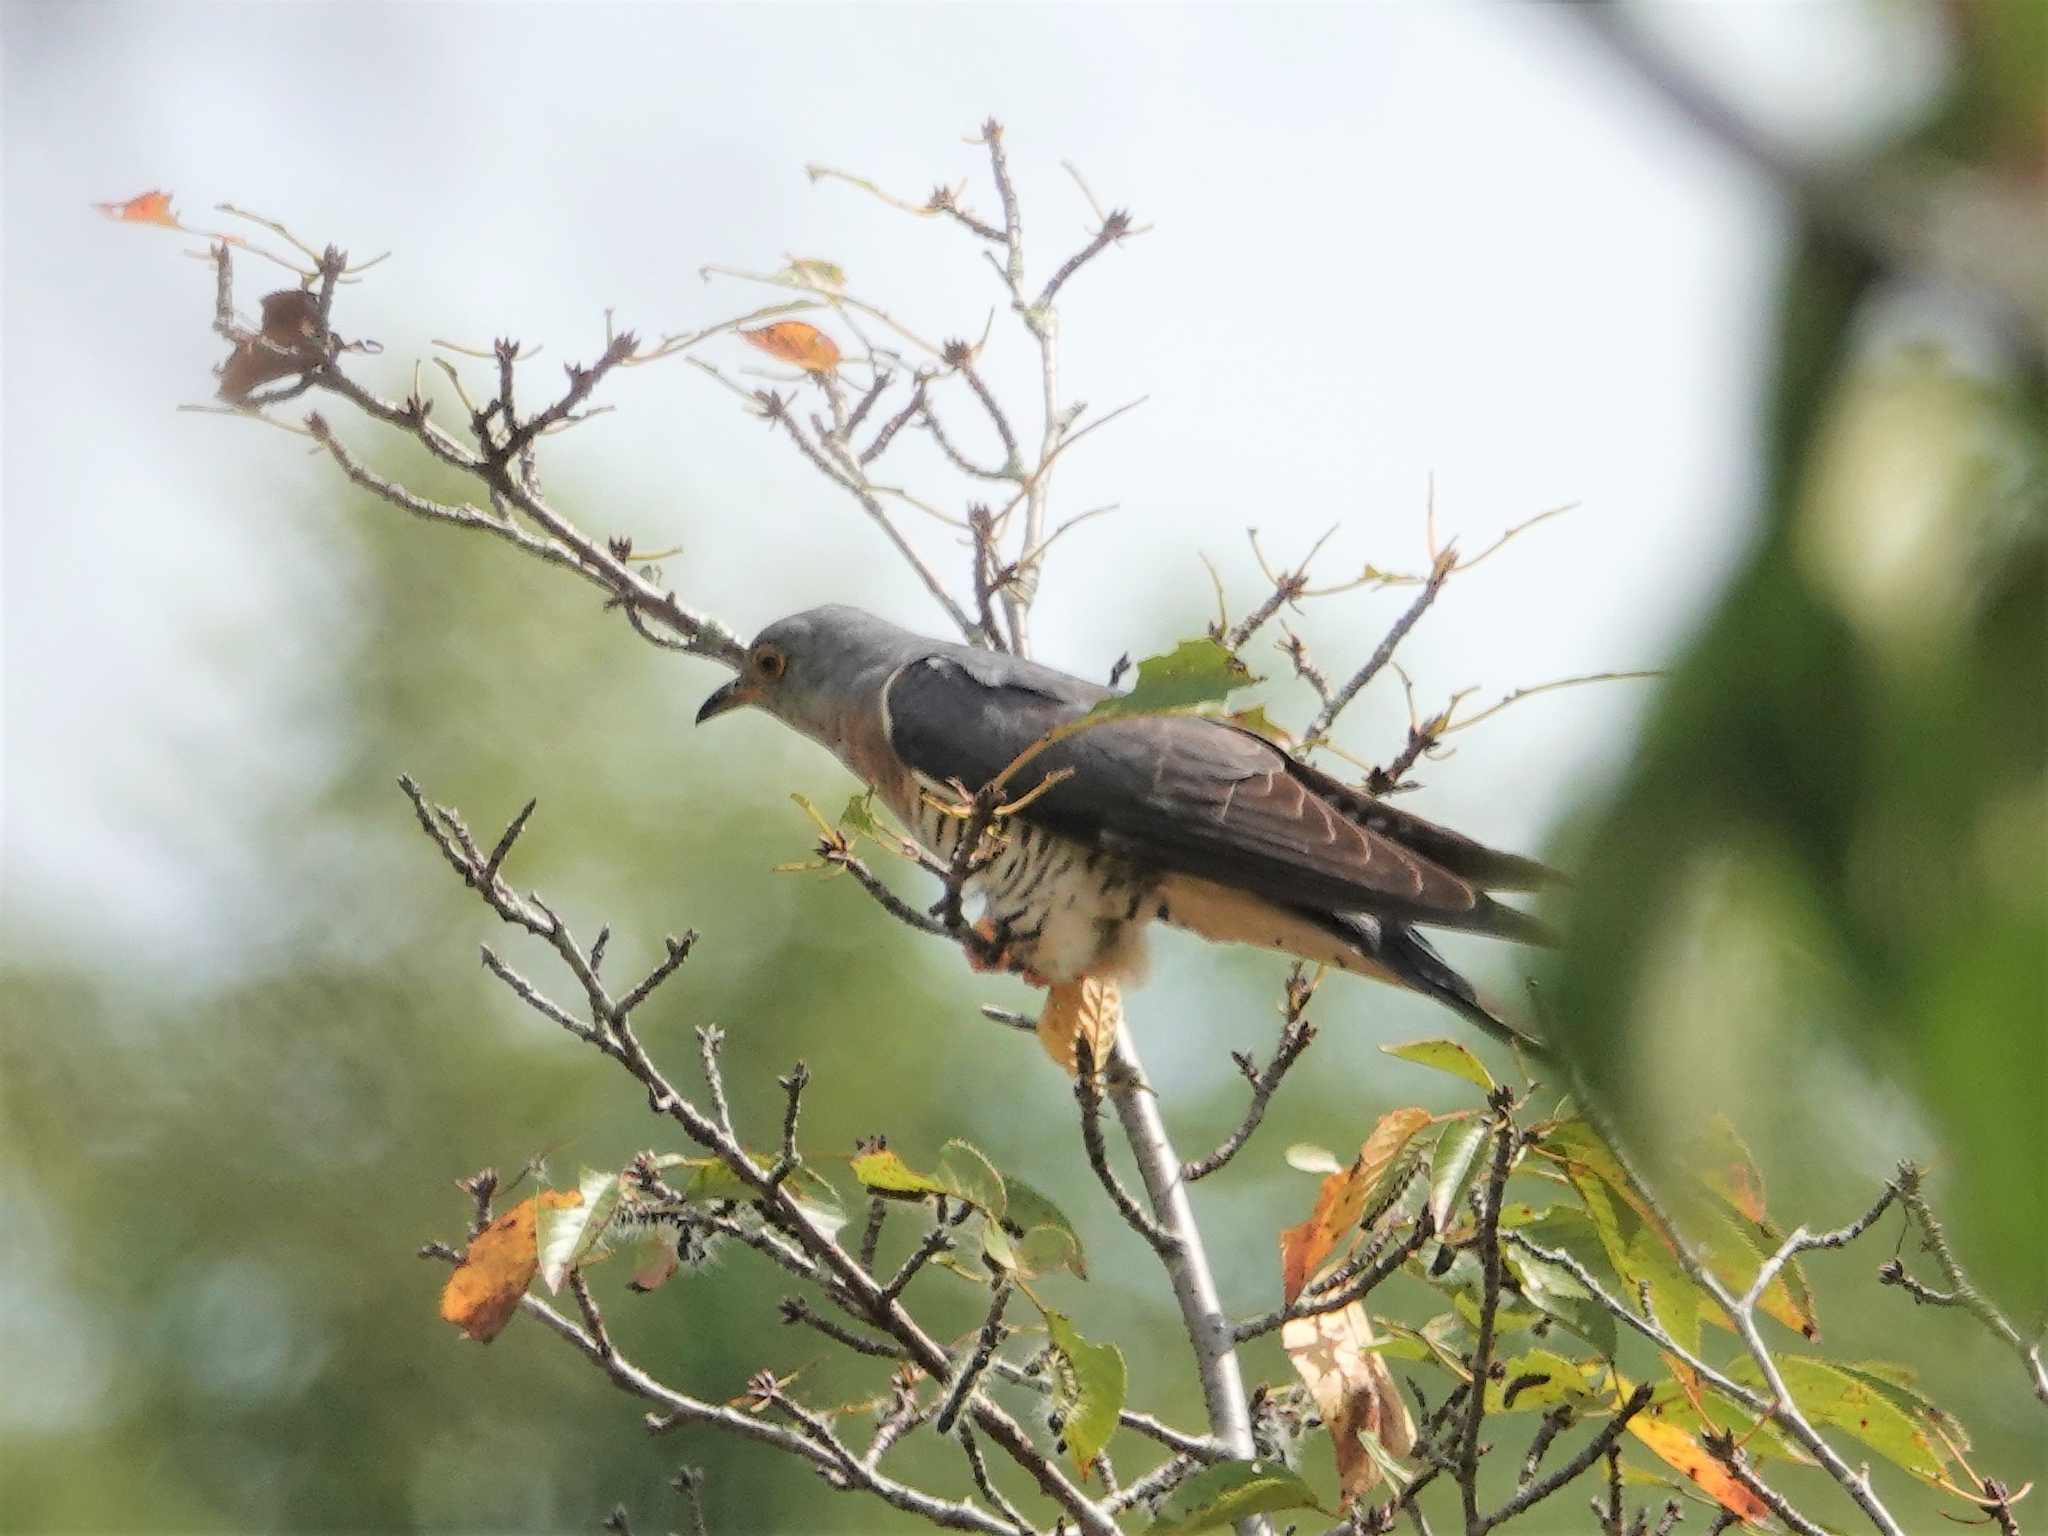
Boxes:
[4,2,2042,1532]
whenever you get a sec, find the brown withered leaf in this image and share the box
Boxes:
[1282,1302,1417,1503]
[1037,977,1122,1075]
[1279,1107,1433,1303]
[439,1190,582,1343]
[217,289,327,402]
[1626,1413,1771,1524]
[741,320,841,374]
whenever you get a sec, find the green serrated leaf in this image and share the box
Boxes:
[1147,1460,1325,1534]
[840,787,882,837]
[1003,1176,1088,1279]
[1083,639,1254,723]
[978,1214,1017,1272]
[1548,1144,1702,1356]
[536,1169,621,1293]
[1381,1038,1496,1092]
[1508,1247,1620,1359]
[1833,1361,1970,1451]
[1729,1356,1949,1483]
[849,1148,949,1200]
[1044,1309,1126,1476]
[1429,1120,1492,1231]
[938,1140,1006,1219]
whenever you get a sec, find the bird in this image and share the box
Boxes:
[696,606,1560,1053]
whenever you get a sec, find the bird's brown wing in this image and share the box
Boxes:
[882,652,1553,943]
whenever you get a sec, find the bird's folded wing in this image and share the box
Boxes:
[882,653,1552,941]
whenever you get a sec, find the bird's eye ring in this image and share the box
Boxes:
[753,645,787,681]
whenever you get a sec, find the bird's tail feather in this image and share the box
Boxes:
[1380,924,1552,1062]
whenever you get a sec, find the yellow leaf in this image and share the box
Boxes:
[1627,1411,1771,1524]
[741,321,841,374]
[1282,1302,1417,1502]
[438,1190,582,1343]
[1036,977,1121,1075]
[1278,1108,1433,1303]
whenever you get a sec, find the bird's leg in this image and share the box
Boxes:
[964,917,1048,988]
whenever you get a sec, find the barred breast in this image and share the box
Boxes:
[894,774,1159,984]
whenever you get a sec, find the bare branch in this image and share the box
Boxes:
[1183,971,1318,1181]
[1885,1163,2048,1408]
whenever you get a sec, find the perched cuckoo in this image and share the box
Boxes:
[697,606,1558,1050]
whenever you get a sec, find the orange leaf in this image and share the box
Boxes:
[741,321,841,374]
[1279,1107,1433,1302]
[1283,1302,1416,1502]
[94,190,181,228]
[1627,1415,1770,1524]
[1037,977,1121,1075]
[438,1190,582,1343]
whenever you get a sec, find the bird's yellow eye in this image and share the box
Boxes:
[753,644,787,682]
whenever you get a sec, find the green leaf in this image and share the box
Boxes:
[1507,1246,1619,1359]
[778,257,847,291]
[849,1148,949,1200]
[1381,1039,1496,1093]
[1044,1309,1127,1476]
[937,1140,1007,1219]
[978,1214,1017,1272]
[1221,703,1294,744]
[1147,1460,1325,1533]
[1356,1321,1437,1364]
[840,787,883,837]
[1354,1424,1419,1490]
[1833,1361,1970,1451]
[536,1168,621,1293]
[1728,1356,1949,1483]
[1083,639,1253,723]
[1002,1176,1088,1279]
[1484,1347,1604,1413]
[1543,1136,1703,1356]
[1693,1197,1819,1339]
[648,1150,837,1208]
[1429,1120,1492,1231]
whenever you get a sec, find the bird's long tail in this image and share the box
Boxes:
[1375,921,1553,1062]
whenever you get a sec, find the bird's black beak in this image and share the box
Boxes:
[695,677,754,725]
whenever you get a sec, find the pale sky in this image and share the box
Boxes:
[3,1,1944,1000]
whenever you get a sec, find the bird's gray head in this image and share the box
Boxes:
[694,606,924,747]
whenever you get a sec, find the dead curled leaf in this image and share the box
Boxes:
[1282,1302,1417,1502]
[217,287,329,402]
[1037,977,1121,1075]
[1279,1107,1433,1303]
[740,320,841,374]
[438,1190,583,1343]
